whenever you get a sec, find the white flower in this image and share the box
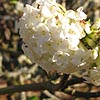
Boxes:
[91,47,99,59]
[19,0,99,78]
[41,6,52,17]
[69,22,85,39]
[85,21,91,34]
[66,7,87,21]
[67,34,79,50]
[86,67,100,86]
[66,10,76,19]
[76,7,87,20]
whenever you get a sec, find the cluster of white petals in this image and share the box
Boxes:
[19,0,100,85]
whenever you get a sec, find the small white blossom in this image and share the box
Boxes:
[66,7,87,21]
[91,47,99,59]
[85,22,91,34]
[76,7,87,20]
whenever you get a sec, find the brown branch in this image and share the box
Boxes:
[0,82,49,95]
[0,74,100,98]
[0,74,69,95]
[67,76,86,85]
[65,90,100,98]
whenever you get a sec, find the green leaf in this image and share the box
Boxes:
[27,96,39,100]
[9,0,18,4]
[85,36,96,47]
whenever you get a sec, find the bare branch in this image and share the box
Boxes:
[0,74,69,95]
[0,74,100,98]
[65,90,100,98]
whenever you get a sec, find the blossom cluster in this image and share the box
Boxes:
[19,0,100,85]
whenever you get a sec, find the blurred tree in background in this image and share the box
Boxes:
[0,0,100,100]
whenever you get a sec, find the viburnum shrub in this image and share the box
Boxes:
[19,0,100,85]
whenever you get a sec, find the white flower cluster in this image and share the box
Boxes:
[19,0,100,85]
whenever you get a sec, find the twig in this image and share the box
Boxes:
[65,90,100,98]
